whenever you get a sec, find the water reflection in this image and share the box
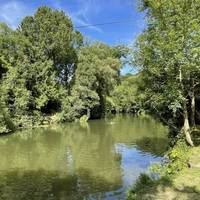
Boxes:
[0,115,168,200]
[0,169,121,200]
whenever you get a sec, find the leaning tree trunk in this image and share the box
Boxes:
[183,106,194,146]
[179,66,194,146]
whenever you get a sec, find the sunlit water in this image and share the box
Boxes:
[0,115,168,200]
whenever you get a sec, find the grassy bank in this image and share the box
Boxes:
[126,146,200,200]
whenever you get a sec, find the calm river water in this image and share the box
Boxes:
[0,115,168,200]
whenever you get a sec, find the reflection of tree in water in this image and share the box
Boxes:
[135,137,169,156]
[105,115,169,147]
[0,169,122,200]
[64,121,123,195]
[0,115,168,199]
[0,123,123,199]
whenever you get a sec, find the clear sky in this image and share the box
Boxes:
[0,0,146,74]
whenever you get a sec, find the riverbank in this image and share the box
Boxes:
[126,146,200,200]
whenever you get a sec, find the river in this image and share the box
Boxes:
[0,115,168,200]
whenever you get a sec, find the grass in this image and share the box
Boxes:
[127,147,200,200]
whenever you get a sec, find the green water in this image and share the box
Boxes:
[0,115,168,200]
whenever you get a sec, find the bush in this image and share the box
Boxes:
[0,110,15,134]
[163,139,190,176]
[150,139,190,177]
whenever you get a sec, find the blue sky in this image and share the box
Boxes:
[0,0,146,74]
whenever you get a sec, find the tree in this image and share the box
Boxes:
[135,0,200,146]
[19,6,82,87]
[71,43,122,119]
[107,74,140,113]
[0,7,82,128]
[0,6,128,132]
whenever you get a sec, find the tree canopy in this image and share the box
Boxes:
[134,0,200,145]
[0,6,126,133]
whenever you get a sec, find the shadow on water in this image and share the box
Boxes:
[135,137,169,157]
[0,169,122,200]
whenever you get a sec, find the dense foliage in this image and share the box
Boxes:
[71,43,122,119]
[106,73,141,113]
[134,0,200,146]
[0,6,127,133]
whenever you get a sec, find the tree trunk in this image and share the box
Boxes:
[87,108,90,119]
[183,107,194,146]
[179,66,194,146]
[190,90,195,127]
[190,80,195,127]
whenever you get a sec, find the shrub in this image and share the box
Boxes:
[163,139,190,176]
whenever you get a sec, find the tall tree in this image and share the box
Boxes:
[71,43,121,119]
[108,74,140,113]
[0,7,82,127]
[135,0,200,146]
[19,6,82,86]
